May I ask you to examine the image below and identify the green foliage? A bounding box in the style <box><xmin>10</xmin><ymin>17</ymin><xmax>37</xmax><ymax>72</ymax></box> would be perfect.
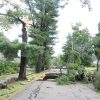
<box><xmin>43</xmin><ymin>53</ymin><xmax>51</xmax><ymax>69</ymax></box>
<box><xmin>27</xmin><ymin>0</ymin><xmax>58</xmax><ymax>71</ymax></box>
<box><xmin>67</xmin><ymin>63</ymin><xmax>80</xmax><ymax>70</ymax></box>
<box><xmin>0</xmin><ymin>0</ymin><xmax>58</xmax><ymax>73</ymax></box>
<box><xmin>0</xmin><ymin>60</ymin><xmax>19</xmax><ymax>75</ymax></box>
<box><xmin>63</xmin><ymin>22</ymin><xmax>93</xmax><ymax>66</ymax></box>
<box><xmin>94</xmin><ymin>22</ymin><xmax>100</xmax><ymax>60</ymax></box>
<box><xmin>0</xmin><ymin>33</ymin><xmax>19</xmax><ymax>60</ymax></box>
<box><xmin>70</xmin><ymin>50</ymin><xmax>81</xmax><ymax>64</ymax></box>
<box><xmin>29</xmin><ymin>28</ymin><xmax>45</xmax><ymax>46</ymax></box>
<box><xmin>56</xmin><ymin>75</ymin><xmax>69</xmax><ymax>85</ymax></box>
<box><xmin>68</xmin><ymin>73</ymin><xmax>76</xmax><ymax>82</ymax></box>
<box><xmin>0</xmin><ymin>1</ymin><xmax>30</xmax><ymax>30</ymax></box>
<box><xmin>0</xmin><ymin>32</ymin><xmax>43</xmax><ymax>62</ymax></box>
<box><xmin>62</xmin><ymin>50</ymin><xmax>81</xmax><ymax>65</ymax></box>
<box><xmin>93</xmin><ymin>22</ymin><xmax>100</xmax><ymax>71</ymax></box>
<box><xmin>56</xmin><ymin>75</ymin><xmax>75</xmax><ymax>85</ymax></box>
<box><xmin>53</xmin><ymin>55</ymin><xmax>63</xmax><ymax>67</ymax></box>
<box><xmin>81</xmin><ymin>52</ymin><xmax>93</xmax><ymax>66</ymax></box>
<box><xmin>3</xmin><ymin>43</ymin><xmax>18</xmax><ymax>60</ymax></box>
<box><xmin>67</xmin><ymin>63</ymin><xmax>85</xmax><ymax>75</ymax></box>
<box><xmin>0</xmin><ymin>33</ymin><xmax>17</xmax><ymax>60</ymax></box>
<box><xmin>0</xmin><ymin>16</ymin><xmax>11</xmax><ymax>30</ymax></box>
<box><xmin>6</xmin><ymin>6</ymin><xmax>29</xmax><ymax>24</ymax></box>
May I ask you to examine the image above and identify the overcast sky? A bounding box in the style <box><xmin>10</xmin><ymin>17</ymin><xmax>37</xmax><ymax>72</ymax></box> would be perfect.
<box><xmin>54</xmin><ymin>0</ymin><xmax>100</xmax><ymax>56</ymax></box>
<box><xmin>3</xmin><ymin>0</ymin><xmax>100</xmax><ymax>56</ymax></box>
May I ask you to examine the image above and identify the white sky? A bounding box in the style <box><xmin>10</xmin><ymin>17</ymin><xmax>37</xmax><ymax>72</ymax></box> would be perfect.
<box><xmin>54</xmin><ymin>0</ymin><xmax>100</xmax><ymax>56</ymax></box>
<box><xmin>2</xmin><ymin>0</ymin><xmax>100</xmax><ymax>56</ymax></box>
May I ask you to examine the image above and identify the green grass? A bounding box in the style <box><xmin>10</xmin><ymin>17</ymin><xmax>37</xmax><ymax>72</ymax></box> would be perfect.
<box><xmin>85</xmin><ymin>67</ymin><xmax>96</xmax><ymax>73</ymax></box>
<box><xmin>0</xmin><ymin>68</ymin><xmax>34</xmax><ymax>80</ymax></box>
<box><xmin>0</xmin><ymin>72</ymin><xmax>42</xmax><ymax>100</ymax></box>
<box><xmin>0</xmin><ymin>74</ymin><xmax>18</xmax><ymax>81</ymax></box>
<box><xmin>0</xmin><ymin>81</ymin><xmax>27</xmax><ymax>100</ymax></box>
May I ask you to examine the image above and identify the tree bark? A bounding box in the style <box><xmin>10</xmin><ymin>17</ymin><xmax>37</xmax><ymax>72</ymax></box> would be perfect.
<box><xmin>97</xmin><ymin>59</ymin><xmax>99</xmax><ymax>71</ymax></box>
<box><xmin>35</xmin><ymin>54</ymin><xmax>42</xmax><ymax>73</ymax></box>
<box><xmin>18</xmin><ymin>20</ymin><xmax>27</xmax><ymax>80</ymax></box>
<box><xmin>41</xmin><ymin>51</ymin><xmax>46</xmax><ymax>71</ymax></box>
<box><xmin>41</xmin><ymin>42</ymin><xmax>47</xmax><ymax>71</ymax></box>
<box><xmin>18</xmin><ymin>56</ymin><xmax>27</xmax><ymax>80</ymax></box>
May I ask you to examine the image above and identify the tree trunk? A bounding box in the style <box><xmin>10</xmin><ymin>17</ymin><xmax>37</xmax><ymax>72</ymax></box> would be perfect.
<box><xmin>41</xmin><ymin>42</ymin><xmax>47</xmax><ymax>71</ymax></box>
<box><xmin>97</xmin><ymin>59</ymin><xmax>99</xmax><ymax>71</ymax></box>
<box><xmin>41</xmin><ymin>51</ymin><xmax>46</xmax><ymax>71</ymax></box>
<box><xmin>18</xmin><ymin>21</ymin><xmax>27</xmax><ymax>80</ymax></box>
<box><xmin>18</xmin><ymin>56</ymin><xmax>27</xmax><ymax>80</ymax></box>
<box><xmin>35</xmin><ymin>54</ymin><xmax>42</xmax><ymax>73</ymax></box>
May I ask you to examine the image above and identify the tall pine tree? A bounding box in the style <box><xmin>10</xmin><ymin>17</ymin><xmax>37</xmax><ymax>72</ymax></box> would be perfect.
<box><xmin>26</xmin><ymin>0</ymin><xmax>58</xmax><ymax>72</ymax></box>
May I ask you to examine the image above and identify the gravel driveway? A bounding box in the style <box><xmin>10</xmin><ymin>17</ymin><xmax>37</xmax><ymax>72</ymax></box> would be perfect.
<box><xmin>12</xmin><ymin>80</ymin><xmax>100</xmax><ymax>100</ymax></box>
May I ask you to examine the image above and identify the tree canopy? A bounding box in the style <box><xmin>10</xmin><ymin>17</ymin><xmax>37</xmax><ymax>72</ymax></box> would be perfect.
<box><xmin>63</xmin><ymin>23</ymin><xmax>93</xmax><ymax>66</ymax></box>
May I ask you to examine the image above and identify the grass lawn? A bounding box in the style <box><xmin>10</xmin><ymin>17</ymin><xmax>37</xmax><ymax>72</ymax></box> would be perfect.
<box><xmin>85</xmin><ymin>67</ymin><xmax>96</xmax><ymax>73</ymax></box>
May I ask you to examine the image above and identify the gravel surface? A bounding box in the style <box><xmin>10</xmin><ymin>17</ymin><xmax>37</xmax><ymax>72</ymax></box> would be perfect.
<box><xmin>12</xmin><ymin>80</ymin><xmax>100</xmax><ymax>100</ymax></box>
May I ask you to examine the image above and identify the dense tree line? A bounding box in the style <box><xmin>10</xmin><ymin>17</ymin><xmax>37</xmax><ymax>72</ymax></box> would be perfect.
<box><xmin>0</xmin><ymin>0</ymin><xmax>58</xmax><ymax>80</ymax></box>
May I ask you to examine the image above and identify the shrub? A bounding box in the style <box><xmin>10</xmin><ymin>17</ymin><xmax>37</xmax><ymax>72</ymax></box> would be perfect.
<box><xmin>0</xmin><ymin>60</ymin><xmax>19</xmax><ymax>75</ymax></box>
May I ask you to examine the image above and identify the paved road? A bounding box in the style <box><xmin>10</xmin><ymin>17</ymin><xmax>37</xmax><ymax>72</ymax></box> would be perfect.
<box><xmin>12</xmin><ymin>80</ymin><xmax>100</xmax><ymax>100</ymax></box>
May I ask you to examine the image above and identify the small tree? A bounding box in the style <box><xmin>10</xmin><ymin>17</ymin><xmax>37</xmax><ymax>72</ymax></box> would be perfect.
<box><xmin>94</xmin><ymin>22</ymin><xmax>100</xmax><ymax>71</ymax></box>
<box><xmin>63</xmin><ymin>22</ymin><xmax>93</xmax><ymax>72</ymax></box>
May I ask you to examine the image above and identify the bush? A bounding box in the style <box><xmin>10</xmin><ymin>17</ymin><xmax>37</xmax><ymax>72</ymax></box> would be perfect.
<box><xmin>0</xmin><ymin>60</ymin><xmax>19</xmax><ymax>75</ymax></box>
<box><xmin>94</xmin><ymin>72</ymin><xmax>100</xmax><ymax>91</ymax></box>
